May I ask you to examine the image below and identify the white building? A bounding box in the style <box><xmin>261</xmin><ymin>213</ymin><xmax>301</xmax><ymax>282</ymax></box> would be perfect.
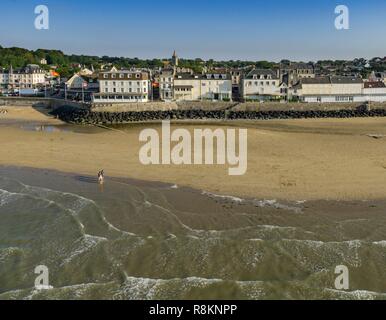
<box><xmin>159</xmin><ymin>68</ymin><xmax>175</xmax><ymax>101</ymax></box>
<box><xmin>363</xmin><ymin>81</ymin><xmax>386</xmax><ymax>102</ymax></box>
<box><xmin>0</xmin><ymin>65</ymin><xmax>46</xmax><ymax>93</ymax></box>
<box><xmin>241</xmin><ymin>69</ymin><xmax>282</xmax><ymax>101</ymax></box>
<box><xmin>66</xmin><ymin>74</ymin><xmax>87</xmax><ymax>90</ymax></box>
<box><xmin>293</xmin><ymin>76</ymin><xmax>386</xmax><ymax>103</ymax></box>
<box><xmin>93</xmin><ymin>67</ymin><xmax>150</xmax><ymax>103</ymax></box>
<box><xmin>173</xmin><ymin>73</ymin><xmax>232</xmax><ymax>101</ymax></box>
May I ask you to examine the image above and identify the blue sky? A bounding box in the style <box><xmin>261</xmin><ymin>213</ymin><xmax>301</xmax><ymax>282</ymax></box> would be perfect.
<box><xmin>1</xmin><ymin>0</ymin><xmax>386</xmax><ymax>61</ymax></box>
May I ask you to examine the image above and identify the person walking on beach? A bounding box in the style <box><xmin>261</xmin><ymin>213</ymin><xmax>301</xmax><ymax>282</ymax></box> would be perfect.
<box><xmin>98</xmin><ymin>170</ymin><xmax>105</xmax><ymax>184</ymax></box>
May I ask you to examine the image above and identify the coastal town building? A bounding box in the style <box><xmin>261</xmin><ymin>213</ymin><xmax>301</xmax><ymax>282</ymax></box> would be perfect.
<box><xmin>66</xmin><ymin>74</ymin><xmax>87</xmax><ymax>90</ymax></box>
<box><xmin>292</xmin><ymin>76</ymin><xmax>386</xmax><ymax>103</ymax></box>
<box><xmin>280</xmin><ymin>62</ymin><xmax>315</xmax><ymax>86</ymax></box>
<box><xmin>159</xmin><ymin>67</ymin><xmax>175</xmax><ymax>101</ymax></box>
<box><xmin>369</xmin><ymin>71</ymin><xmax>386</xmax><ymax>83</ymax></box>
<box><xmin>363</xmin><ymin>81</ymin><xmax>386</xmax><ymax>102</ymax></box>
<box><xmin>230</xmin><ymin>69</ymin><xmax>244</xmax><ymax>100</ymax></box>
<box><xmin>241</xmin><ymin>69</ymin><xmax>282</xmax><ymax>101</ymax></box>
<box><xmin>0</xmin><ymin>64</ymin><xmax>46</xmax><ymax>93</ymax></box>
<box><xmin>173</xmin><ymin>72</ymin><xmax>232</xmax><ymax>101</ymax></box>
<box><xmin>93</xmin><ymin>67</ymin><xmax>150</xmax><ymax>103</ymax></box>
<box><xmin>79</xmin><ymin>67</ymin><xmax>95</xmax><ymax>77</ymax></box>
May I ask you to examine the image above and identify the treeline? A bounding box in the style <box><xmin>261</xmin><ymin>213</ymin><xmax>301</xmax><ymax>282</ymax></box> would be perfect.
<box><xmin>1</xmin><ymin>45</ymin><xmax>384</xmax><ymax>79</ymax></box>
<box><xmin>0</xmin><ymin>45</ymin><xmax>166</xmax><ymax>77</ymax></box>
<box><xmin>0</xmin><ymin>45</ymin><xmax>278</xmax><ymax>78</ymax></box>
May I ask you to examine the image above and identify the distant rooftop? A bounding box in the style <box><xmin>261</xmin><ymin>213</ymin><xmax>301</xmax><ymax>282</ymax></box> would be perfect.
<box><xmin>245</xmin><ymin>69</ymin><xmax>278</xmax><ymax>80</ymax></box>
<box><xmin>301</xmin><ymin>76</ymin><xmax>363</xmax><ymax>85</ymax></box>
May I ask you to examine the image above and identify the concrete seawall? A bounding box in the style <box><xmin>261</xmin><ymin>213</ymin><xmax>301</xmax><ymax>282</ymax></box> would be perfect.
<box><xmin>0</xmin><ymin>97</ymin><xmax>88</xmax><ymax>110</ymax></box>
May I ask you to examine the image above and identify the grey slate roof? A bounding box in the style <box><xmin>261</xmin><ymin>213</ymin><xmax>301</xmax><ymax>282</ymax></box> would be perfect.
<box><xmin>175</xmin><ymin>73</ymin><xmax>230</xmax><ymax>80</ymax></box>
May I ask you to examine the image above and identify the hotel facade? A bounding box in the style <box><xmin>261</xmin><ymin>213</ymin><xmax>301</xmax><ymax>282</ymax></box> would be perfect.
<box><xmin>241</xmin><ymin>69</ymin><xmax>282</xmax><ymax>101</ymax></box>
<box><xmin>0</xmin><ymin>65</ymin><xmax>46</xmax><ymax>93</ymax></box>
<box><xmin>173</xmin><ymin>73</ymin><xmax>232</xmax><ymax>101</ymax></box>
<box><xmin>93</xmin><ymin>67</ymin><xmax>150</xmax><ymax>103</ymax></box>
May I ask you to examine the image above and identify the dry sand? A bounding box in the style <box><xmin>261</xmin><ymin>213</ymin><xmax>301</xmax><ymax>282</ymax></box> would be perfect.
<box><xmin>1</xmin><ymin>105</ymin><xmax>386</xmax><ymax>201</ymax></box>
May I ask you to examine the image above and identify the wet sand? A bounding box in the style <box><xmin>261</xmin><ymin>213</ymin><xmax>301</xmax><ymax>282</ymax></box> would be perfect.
<box><xmin>1</xmin><ymin>106</ymin><xmax>386</xmax><ymax>201</ymax></box>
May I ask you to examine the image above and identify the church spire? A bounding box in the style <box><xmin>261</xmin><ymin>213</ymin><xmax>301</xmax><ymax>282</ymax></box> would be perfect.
<box><xmin>172</xmin><ymin>50</ymin><xmax>179</xmax><ymax>67</ymax></box>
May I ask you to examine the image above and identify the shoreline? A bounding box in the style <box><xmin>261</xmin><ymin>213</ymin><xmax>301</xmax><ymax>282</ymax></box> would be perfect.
<box><xmin>2</xmin><ymin>106</ymin><xmax>386</xmax><ymax>201</ymax></box>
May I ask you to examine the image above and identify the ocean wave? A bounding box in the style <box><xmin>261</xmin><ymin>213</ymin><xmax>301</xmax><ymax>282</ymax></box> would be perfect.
<box><xmin>201</xmin><ymin>190</ymin><xmax>303</xmax><ymax>213</ymax></box>
<box><xmin>253</xmin><ymin>199</ymin><xmax>303</xmax><ymax>214</ymax></box>
<box><xmin>201</xmin><ymin>190</ymin><xmax>244</xmax><ymax>203</ymax></box>
<box><xmin>61</xmin><ymin>235</ymin><xmax>108</xmax><ymax>266</ymax></box>
<box><xmin>324</xmin><ymin>288</ymin><xmax>386</xmax><ymax>300</ymax></box>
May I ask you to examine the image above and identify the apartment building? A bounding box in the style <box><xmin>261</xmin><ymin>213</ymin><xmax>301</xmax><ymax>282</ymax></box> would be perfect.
<box><xmin>292</xmin><ymin>76</ymin><xmax>386</xmax><ymax>102</ymax></box>
<box><xmin>173</xmin><ymin>73</ymin><xmax>232</xmax><ymax>101</ymax></box>
<box><xmin>159</xmin><ymin>68</ymin><xmax>175</xmax><ymax>101</ymax></box>
<box><xmin>0</xmin><ymin>65</ymin><xmax>46</xmax><ymax>92</ymax></box>
<box><xmin>241</xmin><ymin>69</ymin><xmax>282</xmax><ymax>101</ymax></box>
<box><xmin>280</xmin><ymin>62</ymin><xmax>315</xmax><ymax>86</ymax></box>
<box><xmin>93</xmin><ymin>67</ymin><xmax>150</xmax><ymax>103</ymax></box>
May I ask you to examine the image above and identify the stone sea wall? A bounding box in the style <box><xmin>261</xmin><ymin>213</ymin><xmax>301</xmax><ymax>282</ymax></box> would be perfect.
<box><xmin>51</xmin><ymin>104</ymin><xmax>386</xmax><ymax>125</ymax></box>
<box><xmin>90</xmin><ymin>101</ymin><xmax>238</xmax><ymax>112</ymax></box>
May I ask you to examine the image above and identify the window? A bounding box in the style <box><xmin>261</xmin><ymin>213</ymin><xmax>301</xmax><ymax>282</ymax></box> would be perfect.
<box><xmin>112</xmin><ymin>74</ymin><xmax>116</xmax><ymax>79</ymax></box>
<box><xmin>103</xmin><ymin>74</ymin><xmax>108</xmax><ymax>79</ymax></box>
<box><xmin>119</xmin><ymin>74</ymin><xmax>124</xmax><ymax>78</ymax></box>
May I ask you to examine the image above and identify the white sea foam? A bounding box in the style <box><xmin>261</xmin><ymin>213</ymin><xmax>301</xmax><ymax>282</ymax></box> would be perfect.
<box><xmin>201</xmin><ymin>191</ymin><xmax>244</xmax><ymax>203</ymax></box>
<box><xmin>0</xmin><ymin>189</ymin><xmax>23</xmax><ymax>207</ymax></box>
<box><xmin>253</xmin><ymin>199</ymin><xmax>303</xmax><ymax>213</ymax></box>
<box><xmin>324</xmin><ymin>288</ymin><xmax>386</xmax><ymax>300</ymax></box>
<box><xmin>115</xmin><ymin>275</ymin><xmax>224</xmax><ymax>300</ymax></box>
<box><xmin>62</xmin><ymin>235</ymin><xmax>108</xmax><ymax>266</ymax></box>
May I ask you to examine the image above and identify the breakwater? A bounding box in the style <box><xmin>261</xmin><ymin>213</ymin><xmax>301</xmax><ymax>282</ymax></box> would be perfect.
<box><xmin>51</xmin><ymin>105</ymin><xmax>386</xmax><ymax>125</ymax></box>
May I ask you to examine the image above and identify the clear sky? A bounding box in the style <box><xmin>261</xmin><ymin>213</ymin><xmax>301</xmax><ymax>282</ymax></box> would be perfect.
<box><xmin>1</xmin><ymin>0</ymin><xmax>386</xmax><ymax>61</ymax></box>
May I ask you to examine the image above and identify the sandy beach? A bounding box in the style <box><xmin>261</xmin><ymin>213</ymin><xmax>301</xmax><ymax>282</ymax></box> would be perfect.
<box><xmin>3</xmin><ymin>106</ymin><xmax>386</xmax><ymax>300</ymax></box>
<box><xmin>1</xmin><ymin>105</ymin><xmax>386</xmax><ymax>201</ymax></box>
